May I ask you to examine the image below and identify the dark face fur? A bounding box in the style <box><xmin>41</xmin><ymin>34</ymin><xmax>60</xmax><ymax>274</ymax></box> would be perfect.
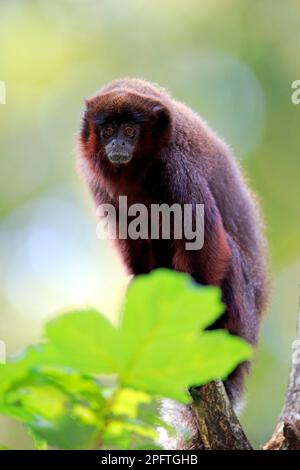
<box><xmin>97</xmin><ymin>119</ymin><xmax>140</xmax><ymax>164</ymax></box>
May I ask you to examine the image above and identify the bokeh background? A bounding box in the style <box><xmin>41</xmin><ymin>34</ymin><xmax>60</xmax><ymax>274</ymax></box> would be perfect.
<box><xmin>1</xmin><ymin>0</ymin><xmax>300</xmax><ymax>449</ymax></box>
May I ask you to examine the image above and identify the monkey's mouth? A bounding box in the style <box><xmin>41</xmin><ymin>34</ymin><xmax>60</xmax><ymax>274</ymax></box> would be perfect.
<box><xmin>108</xmin><ymin>154</ymin><xmax>132</xmax><ymax>164</ymax></box>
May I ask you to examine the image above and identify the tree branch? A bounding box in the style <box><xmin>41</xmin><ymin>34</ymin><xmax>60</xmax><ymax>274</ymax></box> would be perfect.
<box><xmin>263</xmin><ymin>294</ymin><xmax>300</xmax><ymax>450</ymax></box>
<box><xmin>190</xmin><ymin>381</ymin><xmax>252</xmax><ymax>449</ymax></box>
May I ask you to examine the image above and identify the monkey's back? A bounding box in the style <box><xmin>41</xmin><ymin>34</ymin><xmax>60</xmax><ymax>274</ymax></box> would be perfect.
<box><xmin>172</xmin><ymin>98</ymin><xmax>268</xmax><ymax>316</ymax></box>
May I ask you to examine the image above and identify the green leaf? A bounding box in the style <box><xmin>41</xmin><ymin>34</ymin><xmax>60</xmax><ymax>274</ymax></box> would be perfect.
<box><xmin>110</xmin><ymin>388</ymin><xmax>151</xmax><ymax>419</ymax></box>
<box><xmin>28</xmin><ymin>414</ymin><xmax>100</xmax><ymax>450</ymax></box>
<box><xmin>121</xmin><ymin>269</ymin><xmax>224</xmax><ymax>340</ymax></box>
<box><xmin>43</xmin><ymin>309</ymin><xmax>120</xmax><ymax>375</ymax></box>
<box><xmin>117</xmin><ymin>270</ymin><xmax>224</xmax><ymax>386</ymax></box>
<box><xmin>35</xmin><ymin>269</ymin><xmax>251</xmax><ymax>402</ymax></box>
<box><xmin>123</xmin><ymin>330</ymin><xmax>251</xmax><ymax>402</ymax></box>
<box><xmin>0</xmin><ymin>347</ymin><xmax>40</xmax><ymax>393</ymax></box>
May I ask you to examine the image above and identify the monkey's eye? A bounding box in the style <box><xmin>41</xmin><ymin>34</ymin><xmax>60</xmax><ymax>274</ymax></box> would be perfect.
<box><xmin>103</xmin><ymin>126</ymin><xmax>114</xmax><ymax>138</ymax></box>
<box><xmin>123</xmin><ymin>126</ymin><xmax>136</xmax><ymax>138</ymax></box>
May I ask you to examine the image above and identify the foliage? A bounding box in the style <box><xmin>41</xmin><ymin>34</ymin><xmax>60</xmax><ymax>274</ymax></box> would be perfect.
<box><xmin>0</xmin><ymin>270</ymin><xmax>251</xmax><ymax>449</ymax></box>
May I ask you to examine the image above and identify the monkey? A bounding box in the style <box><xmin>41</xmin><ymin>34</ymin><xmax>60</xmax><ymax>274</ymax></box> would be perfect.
<box><xmin>77</xmin><ymin>78</ymin><xmax>269</xmax><ymax>449</ymax></box>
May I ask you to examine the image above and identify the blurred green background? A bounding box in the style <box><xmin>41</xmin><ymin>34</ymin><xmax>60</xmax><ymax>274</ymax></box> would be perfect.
<box><xmin>0</xmin><ymin>0</ymin><xmax>300</xmax><ymax>449</ymax></box>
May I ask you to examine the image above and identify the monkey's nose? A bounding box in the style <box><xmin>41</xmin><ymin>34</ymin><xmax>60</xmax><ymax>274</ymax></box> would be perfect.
<box><xmin>111</xmin><ymin>141</ymin><xmax>126</xmax><ymax>147</ymax></box>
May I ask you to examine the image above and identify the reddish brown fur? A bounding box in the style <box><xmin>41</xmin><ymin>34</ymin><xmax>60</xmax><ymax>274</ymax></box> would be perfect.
<box><xmin>78</xmin><ymin>78</ymin><xmax>269</xmax><ymax>407</ymax></box>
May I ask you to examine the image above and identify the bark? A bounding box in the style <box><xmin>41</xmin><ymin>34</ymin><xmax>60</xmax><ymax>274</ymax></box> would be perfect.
<box><xmin>190</xmin><ymin>381</ymin><xmax>252</xmax><ymax>449</ymax></box>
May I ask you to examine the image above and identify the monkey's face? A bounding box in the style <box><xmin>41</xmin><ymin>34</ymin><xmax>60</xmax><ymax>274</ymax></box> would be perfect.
<box><xmin>79</xmin><ymin>90</ymin><xmax>172</xmax><ymax>179</ymax></box>
<box><xmin>99</xmin><ymin>120</ymin><xmax>141</xmax><ymax>164</ymax></box>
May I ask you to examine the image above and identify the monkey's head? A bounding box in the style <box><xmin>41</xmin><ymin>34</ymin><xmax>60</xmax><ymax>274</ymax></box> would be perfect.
<box><xmin>79</xmin><ymin>89</ymin><xmax>173</xmax><ymax>182</ymax></box>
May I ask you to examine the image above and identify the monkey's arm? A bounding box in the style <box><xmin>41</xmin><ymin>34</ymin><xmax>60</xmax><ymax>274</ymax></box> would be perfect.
<box><xmin>87</xmin><ymin>181</ymin><xmax>155</xmax><ymax>275</ymax></box>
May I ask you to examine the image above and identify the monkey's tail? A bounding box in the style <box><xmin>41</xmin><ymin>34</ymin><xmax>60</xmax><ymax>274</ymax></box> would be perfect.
<box><xmin>157</xmin><ymin>399</ymin><xmax>204</xmax><ymax>450</ymax></box>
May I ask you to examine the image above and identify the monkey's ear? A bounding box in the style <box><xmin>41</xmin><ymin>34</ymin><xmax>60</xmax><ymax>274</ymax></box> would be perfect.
<box><xmin>84</xmin><ymin>98</ymin><xmax>92</xmax><ymax>109</ymax></box>
<box><xmin>81</xmin><ymin>102</ymin><xmax>91</xmax><ymax>142</ymax></box>
<box><xmin>151</xmin><ymin>103</ymin><xmax>171</xmax><ymax>134</ymax></box>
